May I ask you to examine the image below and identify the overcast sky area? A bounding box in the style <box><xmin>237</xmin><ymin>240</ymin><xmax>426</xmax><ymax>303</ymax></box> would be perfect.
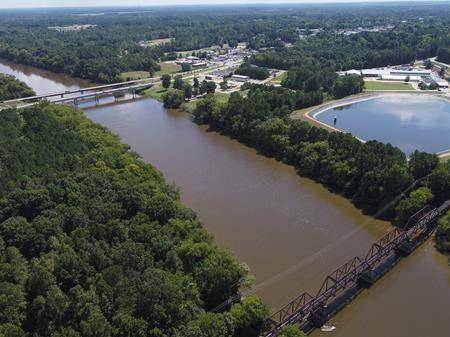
<box><xmin>1</xmin><ymin>0</ymin><xmax>446</xmax><ymax>9</ymax></box>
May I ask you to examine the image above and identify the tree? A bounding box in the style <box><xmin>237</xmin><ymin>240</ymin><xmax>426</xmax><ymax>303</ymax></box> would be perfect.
<box><xmin>181</xmin><ymin>62</ymin><xmax>192</xmax><ymax>72</ymax></box>
<box><xmin>279</xmin><ymin>325</ymin><xmax>307</xmax><ymax>337</ymax></box>
<box><xmin>163</xmin><ymin>90</ymin><xmax>185</xmax><ymax>108</ymax></box>
<box><xmin>185</xmin><ymin>312</ymin><xmax>234</xmax><ymax>337</ymax></box>
<box><xmin>0</xmin><ymin>74</ymin><xmax>35</xmax><ymax>101</ymax></box>
<box><xmin>193</xmin><ymin>77</ymin><xmax>200</xmax><ymax>88</ymax></box>
<box><xmin>184</xmin><ymin>84</ymin><xmax>193</xmax><ymax>100</ymax></box>
<box><xmin>409</xmin><ymin>150</ymin><xmax>439</xmax><ymax>179</ymax></box>
<box><xmin>235</xmin><ymin>63</ymin><xmax>270</xmax><ymax>80</ymax></box>
<box><xmin>200</xmin><ymin>81</ymin><xmax>217</xmax><ymax>95</ymax></box>
<box><xmin>424</xmin><ymin>59</ymin><xmax>432</xmax><ymax>69</ymax></box>
<box><xmin>230</xmin><ymin>296</ymin><xmax>268</xmax><ymax>337</ymax></box>
<box><xmin>0</xmin><ymin>103</ymin><xmax>253</xmax><ymax>337</ymax></box>
<box><xmin>173</xmin><ymin>76</ymin><xmax>185</xmax><ymax>90</ymax></box>
<box><xmin>395</xmin><ymin>187</ymin><xmax>433</xmax><ymax>224</ymax></box>
<box><xmin>0</xmin><ymin>324</ymin><xmax>26</xmax><ymax>337</ymax></box>
<box><xmin>436</xmin><ymin>210</ymin><xmax>450</xmax><ymax>252</ymax></box>
<box><xmin>331</xmin><ymin>75</ymin><xmax>364</xmax><ymax>99</ymax></box>
<box><xmin>161</xmin><ymin>74</ymin><xmax>171</xmax><ymax>89</ymax></box>
<box><xmin>220</xmin><ymin>80</ymin><xmax>229</xmax><ymax>90</ymax></box>
<box><xmin>112</xmin><ymin>312</ymin><xmax>147</xmax><ymax>337</ymax></box>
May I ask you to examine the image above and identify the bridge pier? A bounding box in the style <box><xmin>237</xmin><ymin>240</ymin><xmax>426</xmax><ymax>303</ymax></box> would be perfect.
<box><xmin>357</xmin><ymin>268</ymin><xmax>376</xmax><ymax>287</ymax></box>
<box><xmin>308</xmin><ymin>306</ymin><xmax>328</xmax><ymax>328</ymax></box>
<box><xmin>395</xmin><ymin>241</ymin><xmax>414</xmax><ymax>256</ymax></box>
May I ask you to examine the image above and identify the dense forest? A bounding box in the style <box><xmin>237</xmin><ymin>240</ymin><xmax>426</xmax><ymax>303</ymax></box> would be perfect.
<box><xmin>193</xmin><ymin>88</ymin><xmax>450</xmax><ymax>223</ymax></box>
<box><xmin>0</xmin><ymin>74</ymin><xmax>35</xmax><ymax>101</ymax></box>
<box><xmin>0</xmin><ymin>3</ymin><xmax>449</xmax><ymax>82</ymax></box>
<box><xmin>0</xmin><ymin>103</ymin><xmax>270</xmax><ymax>337</ymax></box>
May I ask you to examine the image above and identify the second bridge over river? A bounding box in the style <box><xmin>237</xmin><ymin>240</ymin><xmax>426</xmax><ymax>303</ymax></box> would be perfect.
<box><xmin>261</xmin><ymin>199</ymin><xmax>450</xmax><ymax>337</ymax></box>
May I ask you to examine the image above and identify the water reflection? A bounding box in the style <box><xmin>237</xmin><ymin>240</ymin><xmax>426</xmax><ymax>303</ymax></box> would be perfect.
<box><xmin>316</xmin><ymin>95</ymin><xmax>450</xmax><ymax>154</ymax></box>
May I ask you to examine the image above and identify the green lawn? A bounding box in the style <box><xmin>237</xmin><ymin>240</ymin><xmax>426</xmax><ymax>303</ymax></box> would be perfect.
<box><xmin>120</xmin><ymin>71</ymin><xmax>149</xmax><ymax>81</ymax></box>
<box><xmin>120</xmin><ymin>62</ymin><xmax>181</xmax><ymax>80</ymax></box>
<box><xmin>143</xmin><ymin>87</ymin><xmax>168</xmax><ymax>101</ymax></box>
<box><xmin>154</xmin><ymin>62</ymin><xmax>181</xmax><ymax>77</ymax></box>
<box><xmin>183</xmin><ymin>92</ymin><xmax>230</xmax><ymax>113</ymax></box>
<box><xmin>364</xmin><ymin>81</ymin><xmax>414</xmax><ymax>91</ymax></box>
<box><xmin>270</xmin><ymin>72</ymin><xmax>286</xmax><ymax>83</ymax></box>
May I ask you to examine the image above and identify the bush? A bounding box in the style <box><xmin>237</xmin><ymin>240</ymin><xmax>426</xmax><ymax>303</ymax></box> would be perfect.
<box><xmin>163</xmin><ymin>89</ymin><xmax>184</xmax><ymax>108</ymax></box>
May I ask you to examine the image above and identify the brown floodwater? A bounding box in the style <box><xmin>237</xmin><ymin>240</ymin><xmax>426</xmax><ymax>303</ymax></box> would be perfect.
<box><xmin>2</xmin><ymin>59</ymin><xmax>449</xmax><ymax>337</ymax></box>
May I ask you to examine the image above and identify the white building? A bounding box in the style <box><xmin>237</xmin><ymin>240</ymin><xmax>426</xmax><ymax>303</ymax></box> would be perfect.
<box><xmin>380</xmin><ymin>74</ymin><xmax>422</xmax><ymax>82</ymax></box>
<box><xmin>231</xmin><ymin>74</ymin><xmax>250</xmax><ymax>82</ymax></box>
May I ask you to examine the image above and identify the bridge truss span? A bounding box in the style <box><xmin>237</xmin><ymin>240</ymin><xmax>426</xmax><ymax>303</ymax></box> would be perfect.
<box><xmin>262</xmin><ymin>200</ymin><xmax>450</xmax><ymax>337</ymax></box>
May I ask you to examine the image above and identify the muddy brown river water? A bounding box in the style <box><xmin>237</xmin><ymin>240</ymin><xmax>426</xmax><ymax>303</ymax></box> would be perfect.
<box><xmin>3</xmin><ymin>59</ymin><xmax>449</xmax><ymax>337</ymax></box>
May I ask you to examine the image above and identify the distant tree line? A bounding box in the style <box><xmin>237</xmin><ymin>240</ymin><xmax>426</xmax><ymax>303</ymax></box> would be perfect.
<box><xmin>0</xmin><ymin>4</ymin><xmax>448</xmax><ymax>83</ymax></box>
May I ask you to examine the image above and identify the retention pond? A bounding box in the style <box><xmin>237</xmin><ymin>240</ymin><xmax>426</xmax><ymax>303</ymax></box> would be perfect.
<box><xmin>314</xmin><ymin>94</ymin><xmax>450</xmax><ymax>155</ymax></box>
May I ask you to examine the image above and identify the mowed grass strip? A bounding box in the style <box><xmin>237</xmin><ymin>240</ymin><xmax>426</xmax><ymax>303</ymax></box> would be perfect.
<box><xmin>364</xmin><ymin>80</ymin><xmax>414</xmax><ymax>91</ymax></box>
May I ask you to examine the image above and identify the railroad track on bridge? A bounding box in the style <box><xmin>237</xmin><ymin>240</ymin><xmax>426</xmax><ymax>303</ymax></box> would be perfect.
<box><xmin>262</xmin><ymin>200</ymin><xmax>450</xmax><ymax>337</ymax></box>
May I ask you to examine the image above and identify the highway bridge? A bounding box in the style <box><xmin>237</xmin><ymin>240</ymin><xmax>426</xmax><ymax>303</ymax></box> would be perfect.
<box><xmin>261</xmin><ymin>199</ymin><xmax>450</xmax><ymax>337</ymax></box>
<box><xmin>2</xmin><ymin>78</ymin><xmax>158</xmax><ymax>108</ymax></box>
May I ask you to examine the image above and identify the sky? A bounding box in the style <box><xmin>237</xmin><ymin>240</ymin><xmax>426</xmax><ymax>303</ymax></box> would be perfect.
<box><xmin>0</xmin><ymin>0</ymin><xmax>445</xmax><ymax>9</ymax></box>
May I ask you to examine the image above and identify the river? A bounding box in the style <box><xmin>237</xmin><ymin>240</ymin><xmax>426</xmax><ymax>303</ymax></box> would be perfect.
<box><xmin>3</xmin><ymin>59</ymin><xmax>450</xmax><ymax>337</ymax></box>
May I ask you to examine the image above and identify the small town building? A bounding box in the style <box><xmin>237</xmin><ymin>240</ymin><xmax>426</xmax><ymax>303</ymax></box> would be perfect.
<box><xmin>231</xmin><ymin>74</ymin><xmax>250</xmax><ymax>82</ymax></box>
<box><xmin>380</xmin><ymin>74</ymin><xmax>421</xmax><ymax>82</ymax></box>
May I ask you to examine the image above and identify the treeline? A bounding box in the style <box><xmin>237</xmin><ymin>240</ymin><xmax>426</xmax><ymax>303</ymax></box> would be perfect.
<box><xmin>251</xmin><ymin>18</ymin><xmax>450</xmax><ymax>72</ymax></box>
<box><xmin>235</xmin><ymin>63</ymin><xmax>270</xmax><ymax>80</ymax></box>
<box><xmin>0</xmin><ymin>73</ymin><xmax>35</xmax><ymax>101</ymax></box>
<box><xmin>0</xmin><ymin>103</ymin><xmax>269</xmax><ymax>337</ymax></box>
<box><xmin>1</xmin><ymin>4</ymin><xmax>449</xmax><ymax>83</ymax></box>
<box><xmin>279</xmin><ymin>62</ymin><xmax>365</xmax><ymax>98</ymax></box>
<box><xmin>193</xmin><ymin>87</ymin><xmax>450</xmax><ymax>222</ymax></box>
<box><xmin>0</xmin><ymin>34</ymin><xmax>161</xmax><ymax>83</ymax></box>
<box><xmin>437</xmin><ymin>47</ymin><xmax>450</xmax><ymax>64</ymax></box>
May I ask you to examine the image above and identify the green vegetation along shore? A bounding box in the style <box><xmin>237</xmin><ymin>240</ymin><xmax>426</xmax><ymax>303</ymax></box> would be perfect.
<box><xmin>193</xmin><ymin>87</ymin><xmax>450</xmax><ymax>228</ymax></box>
<box><xmin>0</xmin><ymin>73</ymin><xmax>35</xmax><ymax>101</ymax></box>
<box><xmin>0</xmin><ymin>103</ymin><xmax>270</xmax><ymax>337</ymax></box>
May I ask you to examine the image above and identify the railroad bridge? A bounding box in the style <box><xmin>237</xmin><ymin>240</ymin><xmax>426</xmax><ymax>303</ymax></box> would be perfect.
<box><xmin>262</xmin><ymin>199</ymin><xmax>450</xmax><ymax>337</ymax></box>
<box><xmin>1</xmin><ymin>78</ymin><xmax>158</xmax><ymax>109</ymax></box>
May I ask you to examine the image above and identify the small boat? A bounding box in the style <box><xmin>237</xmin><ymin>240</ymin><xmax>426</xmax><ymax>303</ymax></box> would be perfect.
<box><xmin>320</xmin><ymin>325</ymin><xmax>336</xmax><ymax>332</ymax></box>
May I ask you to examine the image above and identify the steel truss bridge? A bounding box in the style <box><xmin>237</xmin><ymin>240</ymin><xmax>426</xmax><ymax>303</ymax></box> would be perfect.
<box><xmin>262</xmin><ymin>200</ymin><xmax>450</xmax><ymax>337</ymax></box>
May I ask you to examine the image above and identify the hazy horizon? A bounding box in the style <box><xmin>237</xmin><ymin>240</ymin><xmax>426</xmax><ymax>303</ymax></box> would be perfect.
<box><xmin>2</xmin><ymin>0</ymin><xmax>449</xmax><ymax>10</ymax></box>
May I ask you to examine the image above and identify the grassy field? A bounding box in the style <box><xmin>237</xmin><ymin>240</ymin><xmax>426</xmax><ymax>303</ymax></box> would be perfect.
<box><xmin>146</xmin><ymin>38</ymin><xmax>172</xmax><ymax>46</ymax></box>
<box><xmin>120</xmin><ymin>62</ymin><xmax>181</xmax><ymax>80</ymax></box>
<box><xmin>270</xmin><ymin>72</ymin><xmax>286</xmax><ymax>83</ymax></box>
<box><xmin>154</xmin><ymin>62</ymin><xmax>181</xmax><ymax>77</ymax></box>
<box><xmin>143</xmin><ymin>87</ymin><xmax>167</xmax><ymax>101</ymax></box>
<box><xmin>364</xmin><ymin>80</ymin><xmax>414</xmax><ymax>91</ymax></box>
<box><xmin>183</xmin><ymin>92</ymin><xmax>230</xmax><ymax>113</ymax></box>
<box><xmin>120</xmin><ymin>71</ymin><xmax>149</xmax><ymax>81</ymax></box>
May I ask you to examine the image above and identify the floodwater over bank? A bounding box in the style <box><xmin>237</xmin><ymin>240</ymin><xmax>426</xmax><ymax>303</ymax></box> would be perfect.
<box><xmin>2</xmin><ymin>59</ymin><xmax>450</xmax><ymax>337</ymax></box>
<box><xmin>315</xmin><ymin>94</ymin><xmax>450</xmax><ymax>155</ymax></box>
